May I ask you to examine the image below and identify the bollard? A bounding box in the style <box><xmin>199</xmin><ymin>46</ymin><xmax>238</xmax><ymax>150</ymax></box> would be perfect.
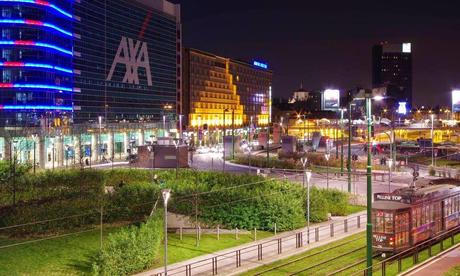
<box><xmin>358</xmin><ymin>215</ymin><xmax>361</xmax><ymax>228</ymax></box>
<box><xmin>254</xmin><ymin>228</ymin><xmax>257</xmax><ymax>241</ymax></box>
<box><xmin>180</xmin><ymin>227</ymin><xmax>183</xmax><ymax>240</ymax></box>
<box><xmin>217</xmin><ymin>225</ymin><xmax>220</xmax><ymax>240</ymax></box>
<box><xmin>315</xmin><ymin>228</ymin><xmax>319</xmax><ymax>242</ymax></box>
<box><xmin>330</xmin><ymin>223</ymin><xmax>334</xmax><ymax>237</ymax></box>
<box><xmin>236</xmin><ymin>228</ymin><xmax>239</xmax><ymax>240</ymax></box>
<box><xmin>344</xmin><ymin>219</ymin><xmax>348</xmax><ymax>232</ymax></box>
<box><xmin>274</xmin><ymin>223</ymin><xmax>277</xmax><ymax>235</ymax></box>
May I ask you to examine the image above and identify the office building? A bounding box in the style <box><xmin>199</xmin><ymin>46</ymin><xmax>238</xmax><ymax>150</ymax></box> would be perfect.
<box><xmin>372</xmin><ymin>42</ymin><xmax>412</xmax><ymax>106</ymax></box>
<box><xmin>0</xmin><ymin>0</ymin><xmax>181</xmax><ymax>126</ymax></box>
<box><xmin>182</xmin><ymin>48</ymin><xmax>272</xmax><ymax>129</ymax></box>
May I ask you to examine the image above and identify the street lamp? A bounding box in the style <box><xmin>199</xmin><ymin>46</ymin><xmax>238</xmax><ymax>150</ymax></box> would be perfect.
<box><xmin>98</xmin><ymin>115</ymin><xmax>103</xmax><ymax>162</ymax></box>
<box><xmin>162</xmin><ymin>189</ymin><xmax>171</xmax><ymax>276</ymax></box>
<box><xmin>347</xmin><ymin>89</ymin><xmax>382</xmax><ymax>275</ymax></box>
<box><xmin>387</xmin><ymin>158</ymin><xmax>393</xmax><ymax>192</ymax></box>
<box><xmin>31</xmin><ymin>134</ymin><xmax>38</xmax><ymax>174</ymax></box>
<box><xmin>173</xmin><ymin>138</ymin><xmax>179</xmax><ymax>177</ymax></box>
<box><xmin>163</xmin><ymin>115</ymin><xmax>167</xmax><ymax>137</ymax></box>
<box><xmin>340</xmin><ymin>108</ymin><xmax>346</xmax><ymax>176</ymax></box>
<box><xmin>50</xmin><ymin>137</ymin><xmax>55</xmax><ymax>170</ymax></box>
<box><xmin>324</xmin><ymin>153</ymin><xmax>330</xmax><ymax>189</ymax></box>
<box><xmin>431</xmin><ymin>114</ymin><xmax>435</xmax><ymax>167</ymax></box>
<box><xmin>306</xmin><ymin>170</ymin><xmax>312</xmax><ymax>243</ymax></box>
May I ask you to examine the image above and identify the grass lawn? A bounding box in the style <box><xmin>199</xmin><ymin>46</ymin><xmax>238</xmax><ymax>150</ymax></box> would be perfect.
<box><xmin>241</xmin><ymin>232</ymin><xmax>460</xmax><ymax>276</ymax></box>
<box><xmin>445</xmin><ymin>264</ymin><xmax>460</xmax><ymax>276</ymax></box>
<box><xmin>0</xmin><ymin>227</ymin><xmax>272</xmax><ymax>275</ymax></box>
<box><xmin>346</xmin><ymin>205</ymin><xmax>366</xmax><ymax>215</ymax></box>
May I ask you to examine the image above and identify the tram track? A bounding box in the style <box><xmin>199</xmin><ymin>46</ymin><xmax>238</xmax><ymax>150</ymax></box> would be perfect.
<box><xmin>252</xmin><ymin>235</ymin><xmax>365</xmax><ymax>275</ymax></box>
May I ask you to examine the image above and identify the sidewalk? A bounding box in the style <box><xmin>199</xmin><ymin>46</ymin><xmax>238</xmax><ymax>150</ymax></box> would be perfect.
<box><xmin>404</xmin><ymin>243</ymin><xmax>460</xmax><ymax>276</ymax></box>
<box><xmin>136</xmin><ymin>211</ymin><xmax>367</xmax><ymax>276</ymax></box>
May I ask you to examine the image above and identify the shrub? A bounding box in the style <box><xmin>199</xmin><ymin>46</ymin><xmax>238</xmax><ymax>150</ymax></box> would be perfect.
<box><xmin>167</xmin><ymin>171</ymin><xmax>307</xmax><ymax>231</ymax></box>
<box><xmin>92</xmin><ymin>211</ymin><xmax>163</xmax><ymax>276</ymax></box>
<box><xmin>319</xmin><ymin>189</ymin><xmax>349</xmax><ymax>216</ymax></box>
<box><xmin>308</xmin><ymin>187</ymin><xmax>329</xmax><ymax>222</ymax></box>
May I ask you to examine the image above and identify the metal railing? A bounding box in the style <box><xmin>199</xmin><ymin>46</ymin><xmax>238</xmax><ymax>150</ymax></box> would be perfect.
<box><xmin>328</xmin><ymin>224</ymin><xmax>460</xmax><ymax>276</ymax></box>
<box><xmin>152</xmin><ymin>214</ymin><xmax>366</xmax><ymax>276</ymax></box>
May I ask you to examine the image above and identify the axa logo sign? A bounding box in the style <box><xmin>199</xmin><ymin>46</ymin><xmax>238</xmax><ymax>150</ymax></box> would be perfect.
<box><xmin>107</xmin><ymin>36</ymin><xmax>152</xmax><ymax>86</ymax></box>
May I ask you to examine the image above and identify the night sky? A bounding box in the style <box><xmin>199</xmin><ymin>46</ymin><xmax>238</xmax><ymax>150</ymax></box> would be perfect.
<box><xmin>171</xmin><ymin>0</ymin><xmax>460</xmax><ymax>106</ymax></box>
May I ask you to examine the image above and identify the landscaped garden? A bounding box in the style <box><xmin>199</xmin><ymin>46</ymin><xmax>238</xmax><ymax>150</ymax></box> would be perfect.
<box><xmin>0</xmin><ymin>164</ymin><xmax>360</xmax><ymax>275</ymax></box>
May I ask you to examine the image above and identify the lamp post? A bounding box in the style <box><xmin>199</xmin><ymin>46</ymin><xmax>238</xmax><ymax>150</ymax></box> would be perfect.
<box><xmin>50</xmin><ymin>137</ymin><xmax>55</xmax><ymax>170</ymax></box>
<box><xmin>387</xmin><ymin>158</ymin><xmax>393</xmax><ymax>192</ymax></box>
<box><xmin>179</xmin><ymin>114</ymin><xmax>183</xmax><ymax>144</ymax></box>
<box><xmin>365</xmin><ymin>91</ymin><xmax>375</xmax><ymax>276</ymax></box>
<box><xmin>431</xmin><ymin>114</ymin><xmax>435</xmax><ymax>167</ymax></box>
<box><xmin>248</xmin><ymin>146</ymin><xmax>252</xmax><ymax>173</ymax></box>
<box><xmin>347</xmin><ymin>103</ymin><xmax>353</xmax><ymax>193</ymax></box>
<box><xmin>301</xmin><ymin>157</ymin><xmax>310</xmax><ymax>243</ymax></box>
<box><xmin>173</xmin><ymin>138</ymin><xmax>179</xmax><ymax>177</ymax></box>
<box><xmin>65</xmin><ymin>145</ymin><xmax>69</xmax><ymax>169</ymax></box>
<box><xmin>163</xmin><ymin>115</ymin><xmax>166</xmax><ymax>137</ymax></box>
<box><xmin>98</xmin><ymin>115</ymin><xmax>103</xmax><ymax>162</ymax></box>
<box><xmin>223</xmin><ymin>109</ymin><xmax>227</xmax><ymax>172</ymax></box>
<box><xmin>324</xmin><ymin>153</ymin><xmax>330</xmax><ymax>189</ymax></box>
<box><xmin>162</xmin><ymin>189</ymin><xmax>171</xmax><ymax>276</ymax></box>
<box><xmin>31</xmin><ymin>134</ymin><xmax>37</xmax><ymax>174</ymax></box>
<box><xmin>340</xmin><ymin>109</ymin><xmax>345</xmax><ymax>176</ymax></box>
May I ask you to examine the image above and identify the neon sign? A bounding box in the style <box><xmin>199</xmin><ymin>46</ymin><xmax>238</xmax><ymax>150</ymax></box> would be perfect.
<box><xmin>253</xmin><ymin>61</ymin><xmax>268</xmax><ymax>69</ymax></box>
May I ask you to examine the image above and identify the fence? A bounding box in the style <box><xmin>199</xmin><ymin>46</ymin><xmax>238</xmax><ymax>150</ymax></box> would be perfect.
<box><xmin>152</xmin><ymin>214</ymin><xmax>367</xmax><ymax>276</ymax></box>
<box><xmin>328</xmin><ymin>224</ymin><xmax>460</xmax><ymax>276</ymax></box>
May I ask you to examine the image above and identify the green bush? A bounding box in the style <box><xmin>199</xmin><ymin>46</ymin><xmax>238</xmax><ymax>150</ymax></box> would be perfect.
<box><xmin>319</xmin><ymin>189</ymin><xmax>349</xmax><ymax>216</ymax></box>
<box><xmin>309</xmin><ymin>187</ymin><xmax>329</xmax><ymax>222</ymax></box>
<box><xmin>92</xmin><ymin>211</ymin><xmax>163</xmax><ymax>276</ymax></box>
<box><xmin>166</xmin><ymin>171</ymin><xmax>307</xmax><ymax>231</ymax></box>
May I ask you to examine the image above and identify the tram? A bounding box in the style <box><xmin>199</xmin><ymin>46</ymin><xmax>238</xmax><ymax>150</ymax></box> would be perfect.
<box><xmin>372</xmin><ymin>178</ymin><xmax>460</xmax><ymax>253</ymax></box>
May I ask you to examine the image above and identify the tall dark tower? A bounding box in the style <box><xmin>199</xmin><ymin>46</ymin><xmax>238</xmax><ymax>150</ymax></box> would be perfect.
<box><xmin>372</xmin><ymin>42</ymin><xmax>412</xmax><ymax>106</ymax></box>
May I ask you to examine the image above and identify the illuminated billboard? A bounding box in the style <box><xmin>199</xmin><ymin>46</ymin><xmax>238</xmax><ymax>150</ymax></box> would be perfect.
<box><xmin>397</xmin><ymin>102</ymin><xmax>407</xmax><ymax>115</ymax></box>
<box><xmin>452</xmin><ymin>90</ymin><xmax>460</xmax><ymax>112</ymax></box>
<box><xmin>322</xmin><ymin>89</ymin><xmax>340</xmax><ymax>110</ymax></box>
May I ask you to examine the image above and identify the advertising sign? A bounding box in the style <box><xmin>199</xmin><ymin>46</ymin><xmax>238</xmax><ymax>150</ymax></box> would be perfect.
<box><xmin>322</xmin><ymin>89</ymin><xmax>340</xmax><ymax>110</ymax></box>
<box><xmin>452</xmin><ymin>90</ymin><xmax>460</xmax><ymax>112</ymax></box>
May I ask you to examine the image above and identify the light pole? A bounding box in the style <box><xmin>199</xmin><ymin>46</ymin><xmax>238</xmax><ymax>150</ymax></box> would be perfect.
<box><xmin>162</xmin><ymin>189</ymin><xmax>171</xmax><ymax>276</ymax></box>
<box><xmin>306</xmin><ymin>170</ymin><xmax>312</xmax><ymax>243</ymax></box>
<box><xmin>163</xmin><ymin>115</ymin><xmax>167</xmax><ymax>137</ymax></box>
<box><xmin>301</xmin><ymin>157</ymin><xmax>310</xmax><ymax>243</ymax></box>
<box><xmin>223</xmin><ymin>109</ymin><xmax>227</xmax><ymax>172</ymax></box>
<box><xmin>347</xmin><ymin>103</ymin><xmax>353</xmax><ymax>192</ymax></box>
<box><xmin>248</xmin><ymin>146</ymin><xmax>252</xmax><ymax>173</ymax></box>
<box><xmin>31</xmin><ymin>134</ymin><xmax>37</xmax><ymax>174</ymax></box>
<box><xmin>365</xmin><ymin>91</ymin><xmax>376</xmax><ymax>276</ymax></box>
<box><xmin>340</xmin><ymin>109</ymin><xmax>345</xmax><ymax>176</ymax></box>
<box><xmin>98</xmin><ymin>115</ymin><xmax>103</xmax><ymax>162</ymax></box>
<box><xmin>65</xmin><ymin>145</ymin><xmax>69</xmax><ymax>169</ymax></box>
<box><xmin>431</xmin><ymin>114</ymin><xmax>435</xmax><ymax>167</ymax></box>
<box><xmin>173</xmin><ymin>138</ymin><xmax>179</xmax><ymax>177</ymax></box>
<box><xmin>324</xmin><ymin>153</ymin><xmax>330</xmax><ymax>189</ymax></box>
<box><xmin>387</xmin><ymin>158</ymin><xmax>393</xmax><ymax>192</ymax></box>
<box><xmin>179</xmin><ymin>114</ymin><xmax>183</xmax><ymax>144</ymax></box>
<box><xmin>50</xmin><ymin>137</ymin><xmax>55</xmax><ymax>170</ymax></box>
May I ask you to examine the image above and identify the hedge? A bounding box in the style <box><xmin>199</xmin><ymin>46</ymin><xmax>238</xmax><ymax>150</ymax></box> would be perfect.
<box><xmin>0</xmin><ymin>168</ymin><xmax>351</xmax><ymax>236</ymax></box>
<box><xmin>92</xmin><ymin>211</ymin><xmax>163</xmax><ymax>276</ymax></box>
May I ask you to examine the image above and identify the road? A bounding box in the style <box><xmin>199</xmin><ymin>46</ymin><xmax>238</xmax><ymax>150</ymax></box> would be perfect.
<box><xmin>191</xmin><ymin>152</ymin><xmax>414</xmax><ymax>198</ymax></box>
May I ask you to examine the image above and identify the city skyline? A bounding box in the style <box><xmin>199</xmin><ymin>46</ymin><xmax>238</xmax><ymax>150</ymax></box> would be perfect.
<box><xmin>174</xmin><ymin>0</ymin><xmax>460</xmax><ymax>106</ymax></box>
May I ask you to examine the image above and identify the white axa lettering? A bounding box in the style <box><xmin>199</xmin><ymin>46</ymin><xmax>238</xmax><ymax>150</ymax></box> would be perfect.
<box><xmin>107</xmin><ymin>36</ymin><xmax>152</xmax><ymax>86</ymax></box>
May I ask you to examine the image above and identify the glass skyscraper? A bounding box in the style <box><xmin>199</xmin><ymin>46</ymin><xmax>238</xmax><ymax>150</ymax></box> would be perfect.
<box><xmin>0</xmin><ymin>0</ymin><xmax>180</xmax><ymax>126</ymax></box>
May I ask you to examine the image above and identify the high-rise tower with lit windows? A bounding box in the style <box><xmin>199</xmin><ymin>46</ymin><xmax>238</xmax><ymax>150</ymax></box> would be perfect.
<box><xmin>0</xmin><ymin>0</ymin><xmax>74</xmax><ymax>126</ymax></box>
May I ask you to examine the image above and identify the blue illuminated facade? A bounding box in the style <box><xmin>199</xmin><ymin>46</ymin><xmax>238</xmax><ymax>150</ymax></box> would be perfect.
<box><xmin>0</xmin><ymin>0</ymin><xmax>181</xmax><ymax>126</ymax></box>
<box><xmin>0</xmin><ymin>0</ymin><xmax>74</xmax><ymax>125</ymax></box>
